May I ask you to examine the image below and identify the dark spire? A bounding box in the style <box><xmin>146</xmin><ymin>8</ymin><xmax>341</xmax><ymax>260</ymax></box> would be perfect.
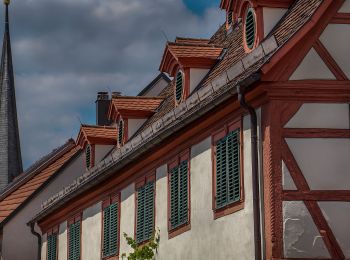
<box><xmin>0</xmin><ymin>0</ymin><xmax>23</xmax><ymax>190</ymax></box>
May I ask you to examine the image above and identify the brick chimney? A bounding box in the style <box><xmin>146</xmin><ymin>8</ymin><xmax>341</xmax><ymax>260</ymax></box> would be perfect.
<box><xmin>95</xmin><ymin>92</ymin><xmax>110</xmax><ymax>126</ymax></box>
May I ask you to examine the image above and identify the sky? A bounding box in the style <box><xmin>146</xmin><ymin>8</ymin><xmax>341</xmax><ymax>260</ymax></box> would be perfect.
<box><xmin>3</xmin><ymin>0</ymin><xmax>224</xmax><ymax>169</ymax></box>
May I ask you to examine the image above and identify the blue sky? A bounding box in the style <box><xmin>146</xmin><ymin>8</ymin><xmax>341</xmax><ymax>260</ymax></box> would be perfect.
<box><xmin>5</xmin><ymin>0</ymin><xmax>224</xmax><ymax>168</ymax></box>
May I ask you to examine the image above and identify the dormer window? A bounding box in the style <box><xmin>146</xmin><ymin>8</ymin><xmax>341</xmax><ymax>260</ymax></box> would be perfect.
<box><xmin>226</xmin><ymin>10</ymin><xmax>233</xmax><ymax>29</ymax></box>
<box><xmin>118</xmin><ymin>119</ymin><xmax>124</xmax><ymax>146</ymax></box>
<box><xmin>175</xmin><ymin>70</ymin><xmax>184</xmax><ymax>104</ymax></box>
<box><xmin>244</xmin><ymin>8</ymin><xmax>257</xmax><ymax>51</ymax></box>
<box><xmin>85</xmin><ymin>145</ymin><xmax>91</xmax><ymax>169</ymax></box>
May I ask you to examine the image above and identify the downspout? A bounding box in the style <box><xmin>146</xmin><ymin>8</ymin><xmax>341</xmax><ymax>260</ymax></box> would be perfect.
<box><xmin>237</xmin><ymin>84</ymin><xmax>262</xmax><ymax>260</ymax></box>
<box><xmin>28</xmin><ymin>222</ymin><xmax>42</xmax><ymax>260</ymax></box>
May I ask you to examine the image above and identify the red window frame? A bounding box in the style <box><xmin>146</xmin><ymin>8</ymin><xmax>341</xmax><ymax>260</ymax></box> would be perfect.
<box><xmin>67</xmin><ymin>213</ymin><xmax>82</xmax><ymax>260</ymax></box>
<box><xmin>101</xmin><ymin>192</ymin><xmax>121</xmax><ymax>260</ymax></box>
<box><xmin>46</xmin><ymin>225</ymin><xmax>59</xmax><ymax>260</ymax></box>
<box><xmin>167</xmin><ymin>149</ymin><xmax>191</xmax><ymax>239</ymax></box>
<box><xmin>134</xmin><ymin>172</ymin><xmax>156</xmax><ymax>244</ymax></box>
<box><xmin>211</xmin><ymin>118</ymin><xmax>244</xmax><ymax>219</ymax></box>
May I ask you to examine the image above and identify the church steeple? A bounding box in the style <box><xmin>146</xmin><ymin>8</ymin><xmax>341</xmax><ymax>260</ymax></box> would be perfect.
<box><xmin>0</xmin><ymin>0</ymin><xmax>23</xmax><ymax>190</ymax></box>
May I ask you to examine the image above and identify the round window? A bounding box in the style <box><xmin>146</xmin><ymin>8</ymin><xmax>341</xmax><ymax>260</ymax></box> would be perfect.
<box><xmin>175</xmin><ymin>71</ymin><xmax>184</xmax><ymax>103</ymax></box>
<box><xmin>245</xmin><ymin>8</ymin><xmax>256</xmax><ymax>50</ymax></box>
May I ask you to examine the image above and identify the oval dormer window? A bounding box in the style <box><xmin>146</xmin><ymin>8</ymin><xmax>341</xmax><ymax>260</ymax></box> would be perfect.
<box><xmin>245</xmin><ymin>8</ymin><xmax>256</xmax><ymax>50</ymax></box>
<box><xmin>86</xmin><ymin>144</ymin><xmax>91</xmax><ymax>169</ymax></box>
<box><xmin>118</xmin><ymin>119</ymin><xmax>124</xmax><ymax>146</ymax></box>
<box><xmin>175</xmin><ymin>71</ymin><xmax>184</xmax><ymax>103</ymax></box>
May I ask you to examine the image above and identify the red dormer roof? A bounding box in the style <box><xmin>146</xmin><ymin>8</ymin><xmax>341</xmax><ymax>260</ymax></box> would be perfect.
<box><xmin>108</xmin><ymin>96</ymin><xmax>164</xmax><ymax>121</ymax></box>
<box><xmin>77</xmin><ymin>125</ymin><xmax>118</xmax><ymax>148</ymax></box>
<box><xmin>159</xmin><ymin>41</ymin><xmax>223</xmax><ymax>77</ymax></box>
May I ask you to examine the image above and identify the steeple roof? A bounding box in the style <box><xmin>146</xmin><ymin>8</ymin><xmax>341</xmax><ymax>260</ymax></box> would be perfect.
<box><xmin>0</xmin><ymin>1</ymin><xmax>23</xmax><ymax>190</ymax></box>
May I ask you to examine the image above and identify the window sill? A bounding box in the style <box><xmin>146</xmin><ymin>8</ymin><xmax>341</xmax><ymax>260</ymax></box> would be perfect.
<box><xmin>168</xmin><ymin>223</ymin><xmax>191</xmax><ymax>239</ymax></box>
<box><xmin>102</xmin><ymin>254</ymin><xmax>118</xmax><ymax>260</ymax></box>
<box><xmin>213</xmin><ymin>201</ymin><xmax>244</xmax><ymax>220</ymax></box>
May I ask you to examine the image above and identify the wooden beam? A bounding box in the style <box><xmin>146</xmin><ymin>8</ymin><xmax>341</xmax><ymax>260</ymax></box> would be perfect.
<box><xmin>282</xmin><ymin>128</ymin><xmax>350</xmax><ymax>138</ymax></box>
<box><xmin>313</xmin><ymin>39</ymin><xmax>348</xmax><ymax>80</ymax></box>
<box><xmin>331</xmin><ymin>13</ymin><xmax>350</xmax><ymax>24</ymax></box>
<box><xmin>283</xmin><ymin>190</ymin><xmax>350</xmax><ymax>201</ymax></box>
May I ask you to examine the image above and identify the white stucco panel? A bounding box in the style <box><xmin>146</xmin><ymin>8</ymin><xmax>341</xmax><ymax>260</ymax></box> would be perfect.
<box><xmin>286</xmin><ymin>138</ymin><xmax>350</xmax><ymax>190</ymax></box>
<box><xmin>58</xmin><ymin>222</ymin><xmax>67</xmax><ymax>260</ymax></box>
<box><xmin>128</xmin><ymin>119</ymin><xmax>147</xmax><ymax>138</ymax></box>
<box><xmin>189</xmin><ymin>68</ymin><xmax>210</xmax><ymax>94</ymax></box>
<box><xmin>41</xmin><ymin>234</ymin><xmax>47</xmax><ymax>260</ymax></box>
<box><xmin>318</xmin><ymin>202</ymin><xmax>350</xmax><ymax>258</ymax></box>
<box><xmin>320</xmin><ymin>24</ymin><xmax>350</xmax><ymax>78</ymax></box>
<box><xmin>263</xmin><ymin>8</ymin><xmax>287</xmax><ymax>37</ymax></box>
<box><xmin>285</xmin><ymin>103</ymin><xmax>350</xmax><ymax>129</ymax></box>
<box><xmin>339</xmin><ymin>0</ymin><xmax>350</xmax><ymax>14</ymax></box>
<box><xmin>282</xmin><ymin>161</ymin><xmax>297</xmax><ymax>190</ymax></box>
<box><xmin>289</xmin><ymin>48</ymin><xmax>336</xmax><ymax>80</ymax></box>
<box><xmin>81</xmin><ymin>202</ymin><xmax>102</xmax><ymax>260</ymax></box>
<box><xmin>119</xmin><ymin>183</ymin><xmax>135</xmax><ymax>256</ymax></box>
<box><xmin>283</xmin><ymin>201</ymin><xmax>330</xmax><ymax>258</ymax></box>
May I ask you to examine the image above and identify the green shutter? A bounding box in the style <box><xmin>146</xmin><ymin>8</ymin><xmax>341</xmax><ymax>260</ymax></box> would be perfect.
<box><xmin>215</xmin><ymin>130</ymin><xmax>240</xmax><ymax>209</ymax></box>
<box><xmin>85</xmin><ymin>145</ymin><xmax>91</xmax><ymax>169</ymax></box>
<box><xmin>170</xmin><ymin>161</ymin><xmax>189</xmax><ymax>230</ymax></box>
<box><xmin>136</xmin><ymin>182</ymin><xmax>155</xmax><ymax>243</ymax></box>
<box><xmin>175</xmin><ymin>71</ymin><xmax>183</xmax><ymax>102</ymax></box>
<box><xmin>245</xmin><ymin>8</ymin><xmax>256</xmax><ymax>49</ymax></box>
<box><xmin>118</xmin><ymin>120</ymin><xmax>124</xmax><ymax>145</ymax></box>
<box><xmin>69</xmin><ymin>222</ymin><xmax>81</xmax><ymax>260</ymax></box>
<box><xmin>103</xmin><ymin>203</ymin><xmax>119</xmax><ymax>257</ymax></box>
<box><xmin>47</xmin><ymin>233</ymin><xmax>57</xmax><ymax>260</ymax></box>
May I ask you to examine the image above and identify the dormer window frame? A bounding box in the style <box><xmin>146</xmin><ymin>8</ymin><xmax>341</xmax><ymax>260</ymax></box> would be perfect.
<box><xmin>175</xmin><ymin>69</ymin><xmax>185</xmax><ymax>105</ymax></box>
<box><xmin>243</xmin><ymin>6</ymin><xmax>258</xmax><ymax>52</ymax></box>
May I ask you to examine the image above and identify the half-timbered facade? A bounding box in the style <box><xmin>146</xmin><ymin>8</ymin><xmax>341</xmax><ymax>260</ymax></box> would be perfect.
<box><xmin>27</xmin><ymin>0</ymin><xmax>350</xmax><ymax>260</ymax></box>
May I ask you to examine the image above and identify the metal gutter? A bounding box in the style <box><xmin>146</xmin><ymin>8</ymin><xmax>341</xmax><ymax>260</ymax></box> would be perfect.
<box><xmin>28</xmin><ymin>222</ymin><xmax>41</xmax><ymax>260</ymax></box>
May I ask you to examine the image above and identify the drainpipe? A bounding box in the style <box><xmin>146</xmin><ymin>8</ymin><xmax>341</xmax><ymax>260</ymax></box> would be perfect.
<box><xmin>237</xmin><ymin>84</ymin><xmax>262</xmax><ymax>260</ymax></box>
<box><xmin>28</xmin><ymin>222</ymin><xmax>42</xmax><ymax>260</ymax></box>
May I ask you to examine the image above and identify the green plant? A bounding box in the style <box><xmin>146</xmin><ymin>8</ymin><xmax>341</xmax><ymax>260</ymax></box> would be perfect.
<box><xmin>121</xmin><ymin>228</ymin><xmax>160</xmax><ymax>260</ymax></box>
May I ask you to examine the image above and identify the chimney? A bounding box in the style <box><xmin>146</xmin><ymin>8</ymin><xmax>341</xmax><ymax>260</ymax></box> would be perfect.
<box><xmin>95</xmin><ymin>92</ymin><xmax>110</xmax><ymax>126</ymax></box>
<box><xmin>112</xmin><ymin>91</ymin><xmax>122</xmax><ymax>98</ymax></box>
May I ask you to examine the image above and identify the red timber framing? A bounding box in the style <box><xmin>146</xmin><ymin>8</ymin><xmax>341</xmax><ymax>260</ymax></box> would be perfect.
<box><xmin>101</xmin><ymin>192</ymin><xmax>120</xmax><ymax>260</ymax></box>
<box><xmin>167</xmin><ymin>149</ymin><xmax>191</xmax><ymax>239</ymax></box>
<box><xmin>262</xmin><ymin>95</ymin><xmax>349</xmax><ymax>260</ymax></box>
<box><xmin>211</xmin><ymin>118</ymin><xmax>245</xmax><ymax>219</ymax></box>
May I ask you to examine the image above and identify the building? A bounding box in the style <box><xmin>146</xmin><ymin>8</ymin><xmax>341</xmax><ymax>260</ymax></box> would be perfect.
<box><xmin>12</xmin><ymin>0</ymin><xmax>350</xmax><ymax>259</ymax></box>
<box><xmin>0</xmin><ymin>0</ymin><xmax>22</xmax><ymax>191</ymax></box>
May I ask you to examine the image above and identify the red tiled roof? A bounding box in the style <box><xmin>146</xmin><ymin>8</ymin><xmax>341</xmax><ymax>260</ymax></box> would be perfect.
<box><xmin>77</xmin><ymin>125</ymin><xmax>118</xmax><ymax>148</ymax></box>
<box><xmin>0</xmin><ymin>141</ymin><xmax>80</xmax><ymax>224</ymax></box>
<box><xmin>108</xmin><ymin>96</ymin><xmax>164</xmax><ymax>120</ymax></box>
<box><xmin>159</xmin><ymin>42</ymin><xmax>223</xmax><ymax>76</ymax></box>
<box><xmin>175</xmin><ymin>37</ymin><xmax>211</xmax><ymax>45</ymax></box>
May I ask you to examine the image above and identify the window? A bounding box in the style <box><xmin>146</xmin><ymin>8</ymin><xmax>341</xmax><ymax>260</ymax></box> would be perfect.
<box><xmin>135</xmin><ymin>175</ymin><xmax>155</xmax><ymax>244</ymax></box>
<box><xmin>245</xmin><ymin>8</ymin><xmax>256</xmax><ymax>50</ymax></box>
<box><xmin>47</xmin><ymin>229</ymin><xmax>58</xmax><ymax>260</ymax></box>
<box><xmin>168</xmin><ymin>150</ymin><xmax>190</xmax><ymax>238</ymax></box>
<box><xmin>68</xmin><ymin>216</ymin><xmax>81</xmax><ymax>260</ymax></box>
<box><xmin>118</xmin><ymin>119</ymin><xmax>124</xmax><ymax>146</ymax></box>
<box><xmin>227</xmin><ymin>10</ymin><xmax>233</xmax><ymax>28</ymax></box>
<box><xmin>175</xmin><ymin>70</ymin><xmax>184</xmax><ymax>103</ymax></box>
<box><xmin>102</xmin><ymin>194</ymin><xmax>120</xmax><ymax>258</ymax></box>
<box><xmin>85</xmin><ymin>145</ymin><xmax>91</xmax><ymax>169</ymax></box>
<box><xmin>212</xmin><ymin>120</ymin><xmax>243</xmax><ymax>219</ymax></box>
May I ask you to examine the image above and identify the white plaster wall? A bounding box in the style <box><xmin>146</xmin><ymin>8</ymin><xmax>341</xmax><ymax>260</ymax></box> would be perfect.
<box><xmin>282</xmin><ymin>161</ymin><xmax>297</xmax><ymax>190</ymax></box>
<box><xmin>119</xmin><ymin>183</ymin><xmax>135</xmax><ymax>256</ymax></box>
<box><xmin>283</xmin><ymin>201</ymin><xmax>330</xmax><ymax>258</ymax></box>
<box><xmin>285</xmin><ymin>103</ymin><xmax>350</xmax><ymax>129</ymax></box>
<box><xmin>2</xmin><ymin>152</ymin><xmax>85</xmax><ymax>260</ymax></box>
<box><xmin>318</xmin><ymin>202</ymin><xmax>350</xmax><ymax>258</ymax></box>
<box><xmin>189</xmin><ymin>69</ymin><xmax>210</xmax><ymax>94</ymax></box>
<box><xmin>339</xmin><ymin>0</ymin><xmax>350</xmax><ymax>16</ymax></box>
<box><xmin>290</xmin><ymin>48</ymin><xmax>335</xmax><ymax>80</ymax></box>
<box><xmin>128</xmin><ymin>119</ymin><xmax>147</xmax><ymax>139</ymax></box>
<box><xmin>141</xmin><ymin>78</ymin><xmax>169</xmax><ymax>97</ymax></box>
<box><xmin>320</xmin><ymin>24</ymin><xmax>350</xmax><ymax>78</ymax></box>
<box><xmin>286</xmin><ymin>138</ymin><xmax>350</xmax><ymax>190</ymax></box>
<box><xmin>95</xmin><ymin>145</ymin><xmax>114</xmax><ymax>165</ymax></box>
<box><xmin>81</xmin><ymin>202</ymin><xmax>102</xmax><ymax>260</ymax></box>
<box><xmin>41</xmin><ymin>234</ymin><xmax>47</xmax><ymax>260</ymax></box>
<box><xmin>152</xmin><ymin>113</ymin><xmax>256</xmax><ymax>260</ymax></box>
<box><xmin>263</xmin><ymin>8</ymin><xmax>287</xmax><ymax>37</ymax></box>
<box><xmin>58</xmin><ymin>222</ymin><xmax>67</xmax><ymax>260</ymax></box>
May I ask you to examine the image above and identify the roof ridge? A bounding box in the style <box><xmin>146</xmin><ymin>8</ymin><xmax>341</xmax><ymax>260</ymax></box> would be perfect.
<box><xmin>81</xmin><ymin>124</ymin><xmax>116</xmax><ymax>129</ymax></box>
<box><xmin>112</xmin><ymin>96</ymin><xmax>165</xmax><ymax>100</ymax></box>
<box><xmin>168</xmin><ymin>41</ymin><xmax>223</xmax><ymax>48</ymax></box>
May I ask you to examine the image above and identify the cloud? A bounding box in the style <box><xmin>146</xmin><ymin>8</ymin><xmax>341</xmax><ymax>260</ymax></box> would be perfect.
<box><xmin>4</xmin><ymin>0</ymin><xmax>224</xmax><ymax>168</ymax></box>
